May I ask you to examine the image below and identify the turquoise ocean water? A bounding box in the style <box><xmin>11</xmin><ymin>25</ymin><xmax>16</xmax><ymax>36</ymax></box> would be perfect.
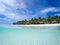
<box><xmin>0</xmin><ymin>25</ymin><xmax>60</xmax><ymax>45</ymax></box>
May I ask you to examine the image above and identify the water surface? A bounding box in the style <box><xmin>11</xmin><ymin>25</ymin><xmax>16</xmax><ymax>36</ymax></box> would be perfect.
<box><xmin>0</xmin><ymin>25</ymin><xmax>60</xmax><ymax>45</ymax></box>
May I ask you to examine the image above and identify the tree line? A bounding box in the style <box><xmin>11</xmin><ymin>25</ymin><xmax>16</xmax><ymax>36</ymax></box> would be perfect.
<box><xmin>13</xmin><ymin>15</ymin><xmax>60</xmax><ymax>25</ymax></box>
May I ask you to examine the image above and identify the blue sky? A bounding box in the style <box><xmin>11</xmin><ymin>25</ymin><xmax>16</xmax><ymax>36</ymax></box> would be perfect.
<box><xmin>0</xmin><ymin>0</ymin><xmax>60</xmax><ymax>24</ymax></box>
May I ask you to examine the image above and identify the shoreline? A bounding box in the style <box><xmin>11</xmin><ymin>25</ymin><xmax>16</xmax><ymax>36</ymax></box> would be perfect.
<box><xmin>14</xmin><ymin>24</ymin><xmax>60</xmax><ymax>27</ymax></box>
<box><xmin>0</xmin><ymin>24</ymin><xmax>60</xmax><ymax>27</ymax></box>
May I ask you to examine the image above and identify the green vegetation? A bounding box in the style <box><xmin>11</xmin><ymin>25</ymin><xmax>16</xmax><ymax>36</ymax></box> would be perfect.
<box><xmin>13</xmin><ymin>15</ymin><xmax>60</xmax><ymax>25</ymax></box>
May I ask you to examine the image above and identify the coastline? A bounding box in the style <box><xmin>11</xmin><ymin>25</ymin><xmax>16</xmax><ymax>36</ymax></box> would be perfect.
<box><xmin>14</xmin><ymin>23</ymin><xmax>60</xmax><ymax>27</ymax></box>
<box><xmin>0</xmin><ymin>24</ymin><xmax>60</xmax><ymax>28</ymax></box>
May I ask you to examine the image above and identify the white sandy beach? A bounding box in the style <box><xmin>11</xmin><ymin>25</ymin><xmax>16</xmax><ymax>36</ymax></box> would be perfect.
<box><xmin>14</xmin><ymin>24</ymin><xmax>60</xmax><ymax>27</ymax></box>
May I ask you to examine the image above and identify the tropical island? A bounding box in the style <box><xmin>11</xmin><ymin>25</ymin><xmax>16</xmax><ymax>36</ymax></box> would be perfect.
<box><xmin>13</xmin><ymin>15</ymin><xmax>60</xmax><ymax>25</ymax></box>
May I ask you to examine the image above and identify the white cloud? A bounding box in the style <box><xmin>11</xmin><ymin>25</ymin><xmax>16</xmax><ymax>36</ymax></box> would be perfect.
<box><xmin>19</xmin><ymin>2</ymin><xmax>27</xmax><ymax>9</ymax></box>
<box><xmin>0</xmin><ymin>3</ymin><xmax>7</xmax><ymax>13</ymax></box>
<box><xmin>40</xmin><ymin>7</ymin><xmax>58</xmax><ymax>14</ymax></box>
<box><xmin>0</xmin><ymin>0</ymin><xmax>17</xmax><ymax>7</ymax></box>
<box><xmin>0</xmin><ymin>0</ymin><xmax>28</xmax><ymax>23</ymax></box>
<box><xmin>0</xmin><ymin>0</ymin><xmax>27</xmax><ymax>13</ymax></box>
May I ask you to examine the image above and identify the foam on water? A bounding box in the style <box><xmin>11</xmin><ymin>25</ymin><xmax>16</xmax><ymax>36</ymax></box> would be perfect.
<box><xmin>0</xmin><ymin>25</ymin><xmax>60</xmax><ymax>45</ymax></box>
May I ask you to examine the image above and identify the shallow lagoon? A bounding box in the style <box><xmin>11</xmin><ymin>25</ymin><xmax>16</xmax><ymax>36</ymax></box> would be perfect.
<box><xmin>0</xmin><ymin>25</ymin><xmax>60</xmax><ymax>45</ymax></box>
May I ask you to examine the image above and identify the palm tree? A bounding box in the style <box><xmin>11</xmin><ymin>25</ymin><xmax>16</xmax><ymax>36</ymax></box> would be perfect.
<box><xmin>28</xmin><ymin>18</ymin><xmax>34</xmax><ymax>24</ymax></box>
<box><xmin>47</xmin><ymin>16</ymin><xmax>52</xmax><ymax>23</ymax></box>
<box><xmin>55</xmin><ymin>15</ymin><xmax>59</xmax><ymax>22</ymax></box>
<box><xmin>38</xmin><ymin>17</ymin><xmax>42</xmax><ymax>21</ymax></box>
<box><xmin>13</xmin><ymin>15</ymin><xmax>60</xmax><ymax>24</ymax></box>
